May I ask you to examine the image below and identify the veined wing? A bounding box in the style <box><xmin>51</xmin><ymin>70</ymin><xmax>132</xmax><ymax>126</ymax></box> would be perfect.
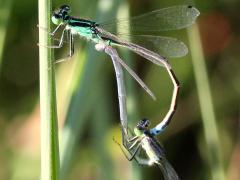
<box><xmin>118</xmin><ymin>34</ymin><xmax>188</xmax><ymax>58</ymax></box>
<box><xmin>157</xmin><ymin>159</ymin><xmax>180</xmax><ymax>180</ymax></box>
<box><xmin>99</xmin><ymin>5</ymin><xmax>200</xmax><ymax>33</ymax></box>
<box><xmin>96</xmin><ymin>26</ymin><xmax>171</xmax><ymax>68</ymax></box>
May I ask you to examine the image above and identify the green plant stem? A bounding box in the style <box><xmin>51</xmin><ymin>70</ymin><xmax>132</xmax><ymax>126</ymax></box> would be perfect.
<box><xmin>187</xmin><ymin>24</ymin><xmax>225</xmax><ymax>180</ymax></box>
<box><xmin>0</xmin><ymin>0</ymin><xmax>13</xmax><ymax>72</ymax></box>
<box><xmin>92</xmin><ymin>80</ymin><xmax>115</xmax><ymax>180</ymax></box>
<box><xmin>38</xmin><ymin>0</ymin><xmax>60</xmax><ymax>180</ymax></box>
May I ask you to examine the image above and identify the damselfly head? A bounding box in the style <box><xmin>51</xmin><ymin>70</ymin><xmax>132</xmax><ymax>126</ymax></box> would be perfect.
<box><xmin>52</xmin><ymin>5</ymin><xmax>71</xmax><ymax>25</ymax></box>
<box><xmin>137</xmin><ymin>118</ymin><xmax>150</xmax><ymax>131</ymax></box>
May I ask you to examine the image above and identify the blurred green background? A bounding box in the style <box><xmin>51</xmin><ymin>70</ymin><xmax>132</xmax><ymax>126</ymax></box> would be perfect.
<box><xmin>0</xmin><ymin>0</ymin><xmax>240</xmax><ymax>179</ymax></box>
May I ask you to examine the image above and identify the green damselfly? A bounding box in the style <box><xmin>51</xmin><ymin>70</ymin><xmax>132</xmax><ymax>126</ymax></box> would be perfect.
<box><xmin>114</xmin><ymin>118</ymin><xmax>180</xmax><ymax>180</ymax></box>
<box><xmin>46</xmin><ymin>5</ymin><xmax>199</xmax><ymax>99</ymax></box>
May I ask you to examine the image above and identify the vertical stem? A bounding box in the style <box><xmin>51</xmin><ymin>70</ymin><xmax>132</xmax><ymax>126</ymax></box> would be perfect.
<box><xmin>38</xmin><ymin>0</ymin><xmax>60</xmax><ymax>180</ymax></box>
<box><xmin>92</xmin><ymin>80</ymin><xmax>115</xmax><ymax>180</ymax></box>
<box><xmin>187</xmin><ymin>24</ymin><xmax>225</xmax><ymax>180</ymax></box>
<box><xmin>0</xmin><ymin>0</ymin><xmax>13</xmax><ymax>72</ymax></box>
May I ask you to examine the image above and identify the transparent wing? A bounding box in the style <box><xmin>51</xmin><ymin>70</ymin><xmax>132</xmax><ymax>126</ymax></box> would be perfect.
<box><xmin>158</xmin><ymin>159</ymin><xmax>180</xmax><ymax>180</ymax></box>
<box><xmin>96</xmin><ymin>27</ymin><xmax>170</xmax><ymax>67</ymax></box>
<box><xmin>121</xmin><ymin>35</ymin><xmax>188</xmax><ymax>58</ymax></box>
<box><xmin>99</xmin><ymin>5</ymin><xmax>200</xmax><ymax>33</ymax></box>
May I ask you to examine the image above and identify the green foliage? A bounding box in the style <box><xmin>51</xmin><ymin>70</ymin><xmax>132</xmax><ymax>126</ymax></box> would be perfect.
<box><xmin>38</xmin><ymin>0</ymin><xmax>59</xmax><ymax>180</ymax></box>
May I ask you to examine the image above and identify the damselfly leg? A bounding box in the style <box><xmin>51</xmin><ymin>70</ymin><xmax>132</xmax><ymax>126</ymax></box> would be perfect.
<box><xmin>38</xmin><ymin>25</ymin><xmax>75</xmax><ymax>63</ymax></box>
<box><xmin>55</xmin><ymin>31</ymin><xmax>74</xmax><ymax>63</ymax></box>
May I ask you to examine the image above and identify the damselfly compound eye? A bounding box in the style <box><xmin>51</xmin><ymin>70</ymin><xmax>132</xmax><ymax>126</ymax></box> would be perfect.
<box><xmin>60</xmin><ymin>5</ymin><xmax>71</xmax><ymax>13</ymax></box>
<box><xmin>137</xmin><ymin>118</ymin><xmax>150</xmax><ymax>130</ymax></box>
<box><xmin>51</xmin><ymin>13</ymin><xmax>62</xmax><ymax>25</ymax></box>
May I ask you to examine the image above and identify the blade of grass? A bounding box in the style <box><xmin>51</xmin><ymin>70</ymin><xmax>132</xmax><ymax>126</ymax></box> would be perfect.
<box><xmin>0</xmin><ymin>0</ymin><xmax>13</xmax><ymax>72</ymax></box>
<box><xmin>187</xmin><ymin>24</ymin><xmax>225</xmax><ymax>180</ymax></box>
<box><xmin>38</xmin><ymin>0</ymin><xmax>60</xmax><ymax>180</ymax></box>
<box><xmin>59</xmin><ymin>51</ymin><xmax>94</xmax><ymax>179</ymax></box>
<box><xmin>92</xmin><ymin>79</ymin><xmax>115</xmax><ymax>180</ymax></box>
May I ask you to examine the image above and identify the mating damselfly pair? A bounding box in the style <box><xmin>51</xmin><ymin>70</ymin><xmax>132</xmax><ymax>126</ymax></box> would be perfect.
<box><xmin>45</xmin><ymin>4</ymin><xmax>199</xmax><ymax>180</ymax></box>
<box><xmin>48</xmin><ymin>4</ymin><xmax>199</xmax><ymax>99</ymax></box>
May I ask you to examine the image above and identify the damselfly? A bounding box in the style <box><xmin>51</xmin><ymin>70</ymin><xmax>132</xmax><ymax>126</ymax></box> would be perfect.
<box><xmin>45</xmin><ymin>5</ymin><xmax>199</xmax><ymax>99</ymax></box>
<box><xmin>114</xmin><ymin>118</ymin><xmax>180</xmax><ymax>180</ymax></box>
